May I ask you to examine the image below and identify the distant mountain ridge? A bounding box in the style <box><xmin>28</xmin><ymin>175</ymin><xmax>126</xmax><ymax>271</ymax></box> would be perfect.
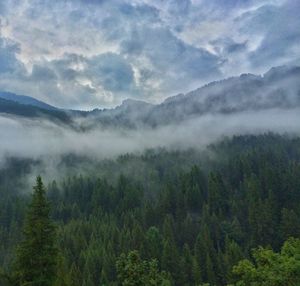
<box><xmin>87</xmin><ymin>65</ymin><xmax>300</xmax><ymax>128</ymax></box>
<box><xmin>0</xmin><ymin>91</ymin><xmax>58</xmax><ymax>111</ymax></box>
<box><xmin>0</xmin><ymin>96</ymin><xmax>71</xmax><ymax>124</ymax></box>
<box><xmin>0</xmin><ymin>65</ymin><xmax>300</xmax><ymax>128</ymax></box>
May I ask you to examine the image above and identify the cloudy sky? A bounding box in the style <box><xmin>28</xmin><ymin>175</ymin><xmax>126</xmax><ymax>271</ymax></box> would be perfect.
<box><xmin>0</xmin><ymin>0</ymin><xmax>299</xmax><ymax>109</ymax></box>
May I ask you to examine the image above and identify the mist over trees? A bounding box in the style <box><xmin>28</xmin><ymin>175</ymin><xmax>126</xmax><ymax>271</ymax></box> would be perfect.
<box><xmin>1</xmin><ymin>134</ymin><xmax>300</xmax><ymax>285</ymax></box>
<box><xmin>0</xmin><ymin>0</ymin><xmax>299</xmax><ymax>284</ymax></box>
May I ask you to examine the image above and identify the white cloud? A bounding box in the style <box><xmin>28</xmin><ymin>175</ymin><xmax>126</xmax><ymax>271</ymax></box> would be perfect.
<box><xmin>0</xmin><ymin>0</ymin><xmax>299</xmax><ymax>109</ymax></box>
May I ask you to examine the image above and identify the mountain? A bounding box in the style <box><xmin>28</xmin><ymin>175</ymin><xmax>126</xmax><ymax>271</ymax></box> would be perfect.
<box><xmin>0</xmin><ymin>91</ymin><xmax>58</xmax><ymax>110</ymax></box>
<box><xmin>0</xmin><ymin>65</ymin><xmax>300</xmax><ymax>128</ymax></box>
<box><xmin>89</xmin><ymin>65</ymin><xmax>300</xmax><ymax>127</ymax></box>
<box><xmin>147</xmin><ymin>65</ymin><xmax>300</xmax><ymax>125</ymax></box>
<box><xmin>86</xmin><ymin>99</ymin><xmax>155</xmax><ymax>128</ymax></box>
<box><xmin>0</xmin><ymin>97</ymin><xmax>72</xmax><ymax>124</ymax></box>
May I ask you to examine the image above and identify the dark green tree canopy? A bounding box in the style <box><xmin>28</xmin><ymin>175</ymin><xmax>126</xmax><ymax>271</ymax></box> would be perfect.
<box><xmin>1</xmin><ymin>135</ymin><xmax>300</xmax><ymax>285</ymax></box>
<box><xmin>116</xmin><ymin>250</ymin><xmax>171</xmax><ymax>286</ymax></box>
<box><xmin>13</xmin><ymin>176</ymin><xmax>58</xmax><ymax>286</ymax></box>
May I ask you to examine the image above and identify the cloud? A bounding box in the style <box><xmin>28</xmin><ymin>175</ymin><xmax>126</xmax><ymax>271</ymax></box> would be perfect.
<box><xmin>0</xmin><ymin>37</ymin><xmax>24</xmax><ymax>74</ymax></box>
<box><xmin>85</xmin><ymin>53</ymin><xmax>135</xmax><ymax>93</ymax></box>
<box><xmin>0</xmin><ymin>0</ymin><xmax>298</xmax><ymax>108</ymax></box>
<box><xmin>121</xmin><ymin>26</ymin><xmax>221</xmax><ymax>94</ymax></box>
<box><xmin>239</xmin><ymin>1</ymin><xmax>300</xmax><ymax>69</ymax></box>
<box><xmin>1</xmin><ymin>108</ymin><xmax>300</xmax><ymax>171</ymax></box>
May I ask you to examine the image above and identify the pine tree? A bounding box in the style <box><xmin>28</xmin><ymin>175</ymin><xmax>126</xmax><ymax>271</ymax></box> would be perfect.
<box><xmin>205</xmin><ymin>252</ymin><xmax>216</xmax><ymax>285</ymax></box>
<box><xmin>54</xmin><ymin>255</ymin><xmax>71</xmax><ymax>286</ymax></box>
<box><xmin>69</xmin><ymin>263</ymin><xmax>82</xmax><ymax>286</ymax></box>
<box><xmin>144</xmin><ymin>226</ymin><xmax>162</xmax><ymax>260</ymax></box>
<box><xmin>181</xmin><ymin>244</ymin><xmax>193</xmax><ymax>284</ymax></box>
<box><xmin>222</xmin><ymin>236</ymin><xmax>243</xmax><ymax>283</ymax></box>
<box><xmin>161</xmin><ymin>238</ymin><xmax>179</xmax><ymax>284</ymax></box>
<box><xmin>13</xmin><ymin>176</ymin><xmax>58</xmax><ymax>286</ymax></box>
<box><xmin>207</xmin><ymin>172</ymin><xmax>228</xmax><ymax>216</ymax></box>
<box><xmin>194</xmin><ymin>224</ymin><xmax>218</xmax><ymax>284</ymax></box>
<box><xmin>280</xmin><ymin>208</ymin><xmax>300</xmax><ymax>241</ymax></box>
<box><xmin>191</xmin><ymin>256</ymin><xmax>202</xmax><ymax>285</ymax></box>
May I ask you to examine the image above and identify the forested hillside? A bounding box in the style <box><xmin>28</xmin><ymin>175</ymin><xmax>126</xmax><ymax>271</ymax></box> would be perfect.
<box><xmin>1</xmin><ymin>65</ymin><xmax>300</xmax><ymax>130</ymax></box>
<box><xmin>1</xmin><ymin>134</ymin><xmax>300</xmax><ymax>285</ymax></box>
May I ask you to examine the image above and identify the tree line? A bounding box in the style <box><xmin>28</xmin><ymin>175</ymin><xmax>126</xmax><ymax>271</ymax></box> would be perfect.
<box><xmin>1</xmin><ymin>134</ymin><xmax>300</xmax><ymax>285</ymax></box>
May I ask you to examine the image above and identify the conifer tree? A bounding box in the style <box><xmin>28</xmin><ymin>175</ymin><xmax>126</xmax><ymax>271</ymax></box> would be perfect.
<box><xmin>144</xmin><ymin>226</ymin><xmax>162</xmax><ymax>260</ymax></box>
<box><xmin>54</xmin><ymin>255</ymin><xmax>71</xmax><ymax>286</ymax></box>
<box><xmin>161</xmin><ymin>239</ymin><xmax>179</xmax><ymax>284</ymax></box>
<box><xmin>191</xmin><ymin>256</ymin><xmax>202</xmax><ymax>285</ymax></box>
<box><xmin>280</xmin><ymin>208</ymin><xmax>300</xmax><ymax>240</ymax></box>
<box><xmin>69</xmin><ymin>263</ymin><xmax>82</xmax><ymax>286</ymax></box>
<box><xmin>14</xmin><ymin>176</ymin><xmax>58</xmax><ymax>286</ymax></box>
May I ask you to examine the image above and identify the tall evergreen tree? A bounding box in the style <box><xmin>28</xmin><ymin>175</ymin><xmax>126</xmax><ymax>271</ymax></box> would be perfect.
<box><xmin>14</xmin><ymin>176</ymin><xmax>58</xmax><ymax>286</ymax></box>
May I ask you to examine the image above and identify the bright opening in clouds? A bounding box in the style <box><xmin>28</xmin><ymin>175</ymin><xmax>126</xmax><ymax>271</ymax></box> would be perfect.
<box><xmin>0</xmin><ymin>0</ymin><xmax>299</xmax><ymax>109</ymax></box>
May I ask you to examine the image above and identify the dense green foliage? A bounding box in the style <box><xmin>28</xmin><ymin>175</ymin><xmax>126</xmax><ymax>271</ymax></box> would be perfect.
<box><xmin>232</xmin><ymin>238</ymin><xmax>300</xmax><ymax>286</ymax></box>
<box><xmin>116</xmin><ymin>250</ymin><xmax>171</xmax><ymax>285</ymax></box>
<box><xmin>1</xmin><ymin>177</ymin><xmax>57</xmax><ymax>286</ymax></box>
<box><xmin>1</xmin><ymin>134</ymin><xmax>300</xmax><ymax>285</ymax></box>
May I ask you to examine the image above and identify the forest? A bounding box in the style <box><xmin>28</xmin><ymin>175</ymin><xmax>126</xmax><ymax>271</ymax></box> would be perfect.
<box><xmin>1</xmin><ymin>133</ymin><xmax>300</xmax><ymax>285</ymax></box>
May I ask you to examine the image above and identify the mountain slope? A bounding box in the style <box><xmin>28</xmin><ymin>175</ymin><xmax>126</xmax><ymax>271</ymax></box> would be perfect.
<box><xmin>0</xmin><ymin>65</ymin><xmax>299</xmax><ymax>128</ymax></box>
<box><xmin>86</xmin><ymin>99</ymin><xmax>155</xmax><ymax>128</ymax></box>
<box><xmin>149</xmin><ymin>66</ymin><xmax>300</xmax><ymax>125</ymax></box>
<box><xmin>0</xmin><ymin>91</ymin><xmax>58</xmax><ymax>110</ymax></box>
<box><xmin>0</xmin><ymin>97</ymin><xmax>72</xmax><ymax>124</ymax></box>
<box><xmin>88</xmin><ymin>65</ymin><xmax>300</xmax><ymax>127</ymax></box>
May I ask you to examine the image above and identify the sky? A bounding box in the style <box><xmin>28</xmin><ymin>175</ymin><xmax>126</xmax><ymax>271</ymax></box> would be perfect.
<box><xmin>0</xmin><ymin>0</ymin><xmax>299</xmax><ymax>109</ymax></box>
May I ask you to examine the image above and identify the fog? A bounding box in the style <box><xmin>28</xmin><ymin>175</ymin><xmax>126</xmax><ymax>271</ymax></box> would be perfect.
<box><xmin>1</xmin><ymin>108</ymin><xmax>300</xmax><ymax>188</ymax></box>
<box><xmin>1</xmin><ymin>65</ymin><xmax>300</xmax><ymax>171</ymax></box>
<box><xmin>1</xmin><ymin>108</ymin><xmax>300</xmax><ymax>162</ymax></box>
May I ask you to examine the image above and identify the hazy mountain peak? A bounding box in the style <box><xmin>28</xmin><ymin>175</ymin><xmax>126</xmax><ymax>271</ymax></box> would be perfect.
<box><xmin>239</xmin><ymin>73</ymin><xmax>261</xmax><ymax>80</ymax></box>
<box><xmin>120</xmin><ymin>98</ymin><xmax>153</xmax><ymax>108</ymax></box>
<box><xmin>1</xmin><ymin>65</ymin><xmax>300</xmax><ymax>129</ymax></box>
<box><xmin>263</xmin><ymin>65</ymin><xmax>300</xmax><ymax>81</ymax></box>
<box><xmin>162</xmin><ymin>93</ymin><xmax>185</xmax><ymax>104</ymax></box>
